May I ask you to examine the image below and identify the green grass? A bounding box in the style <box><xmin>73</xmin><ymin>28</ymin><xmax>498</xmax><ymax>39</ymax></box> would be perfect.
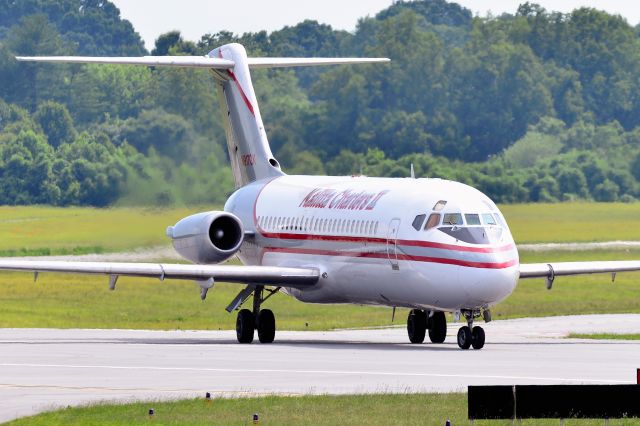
<box><xmin>568</xmin><ymin>333</ymin><xmax>640</xmax><ymax>340</ymax></box>
<box><xmin>0</xmin><ymin>248</ymin><xmax>638</xmax><ymax>330</ymax></box>
<box><xmin>0</xmin><ymin>205</ymin><xmax>640</xmax><ymax>330</ymax></box>
<box><xmin>0</xmin><ymin>206</ymin><xmax>207</xmax><ymax>255</ymax></box>
<box><xmin>1</xmin><ymin>202</ymin><xmax>640</xmax><ymax>257</ymax></box>
<box><xmin>8</xmin><ymin>394</ymin><xmax>640</xmax><ymax>425</ymax></box>
<box><xmin>501</xmin><ymin>202</ymin><xmax>640</xmax><ymax>243</ymax></box>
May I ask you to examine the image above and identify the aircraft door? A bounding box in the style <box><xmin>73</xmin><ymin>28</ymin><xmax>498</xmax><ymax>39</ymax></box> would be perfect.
<box><xmin>386</xmin><ymin>218</ymin><xmax>401</xmax><ymax>270</ymax></box>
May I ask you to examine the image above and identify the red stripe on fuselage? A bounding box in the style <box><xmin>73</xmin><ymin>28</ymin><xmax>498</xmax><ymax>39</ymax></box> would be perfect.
<box><xmin>263</xmin><ymin>247</ymin><xmax>518</xmax><ymax>269</ymax></box>
<box><xmin>258</xmin><ymin>231</ymin><xmax>514</xmax><ymax>254</ymax></box>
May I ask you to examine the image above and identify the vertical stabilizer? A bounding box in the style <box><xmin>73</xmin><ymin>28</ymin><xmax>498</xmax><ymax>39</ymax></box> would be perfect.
<box><xmin>208</xmin><ymin>44</ymin><xmax>283</xmax><ymax>188</ymax></box>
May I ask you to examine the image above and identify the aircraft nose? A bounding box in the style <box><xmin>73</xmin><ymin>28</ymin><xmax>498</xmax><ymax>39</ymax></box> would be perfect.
<box><xmin>463</xmin><ymin>265</ymin><xmax>519</xmax><ymax>306</ymax></box>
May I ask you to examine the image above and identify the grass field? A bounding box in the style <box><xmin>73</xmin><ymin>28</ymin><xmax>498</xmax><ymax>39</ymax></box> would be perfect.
<box><xmin>500</xmin><ymin>202</ymin><xmax>640</xmax><ymax>243</ymax></box>
<box><xmin>569</xmin><ymin>333</ymin><xmax>640</xmax><ymax>340</ymax></box>
<box><xmin>0</xmin><ymin>248</ymin><xmax>638</xmax><ymax>330</ymax></box>
<box><xmin>0</xmin><ymin>204</ymin><xmax>639</xmax><ymax>330</ymax></box>
<box><xmin>0</xmin><ymin>202</ymin><xmax>640</xmax><ymax>256</ymax></box>
<box><xmin>8</xmin><ymin>394</ymin><xmax>640</xmax><ymax>425</ymax></box>
<box><xmin>0</xmin><ymin>206</ymin><xmax>200</xmax><ymax>256</ymax></box>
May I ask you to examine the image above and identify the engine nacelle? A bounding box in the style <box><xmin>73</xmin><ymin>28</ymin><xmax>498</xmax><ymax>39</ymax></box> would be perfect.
<box><xmin>166</xmin><ymin>211</ymin><xmax>244</xmax><ymax>264</ymax></box>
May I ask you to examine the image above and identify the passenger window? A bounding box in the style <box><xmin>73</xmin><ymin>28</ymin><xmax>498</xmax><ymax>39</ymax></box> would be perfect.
<box><xmin>374</xmin><ymin>222</ymin><xmax>379</xmax><ymax>235</ymax></box>
<box><xmin>412</xmin><ymin>214</ymin><xmax>426</xmax><ymax>231</ymax></box>
<box><xmin>442</xmin><ymin>213</ymin><xmax>463</xmax><ymax>225</ymax></box>
<box><xmin>465</xmin><ymin>214</ymin><xmax>481</xmax><ymax>226</ymax></box>
<box><xmin>424</xmin><ymin>213</ymin><xmax>440</xmax><ymax>230</ymax></box>
<box><xmin>482</xmin><ymin>213</ymin><xmax>496</xmax><ymax>226</ymax></box>
<box><xmin>433</xmin><ymin>200</ymin><xmax>447</xmax><ymax>211</ymax></box>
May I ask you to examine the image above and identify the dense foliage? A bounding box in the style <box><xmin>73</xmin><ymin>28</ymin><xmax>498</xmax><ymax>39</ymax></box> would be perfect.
<box><xmin>0</xmin><ymin>0</ymin><xmax>639</xmax><ymax>205</ymax></box>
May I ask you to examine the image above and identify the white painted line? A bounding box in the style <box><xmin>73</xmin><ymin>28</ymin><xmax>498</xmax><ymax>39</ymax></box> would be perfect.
<box><xmin>0</xmin><ymin>363</ymin><xmax>630</xmax><ymax>384</ymax></box>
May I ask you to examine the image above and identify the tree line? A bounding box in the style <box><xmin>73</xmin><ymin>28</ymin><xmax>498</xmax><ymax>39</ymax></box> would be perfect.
<box><xmin>0</xmin><ymin>0</ymin><xmax>639</xmax><ymax>205</ymax></box>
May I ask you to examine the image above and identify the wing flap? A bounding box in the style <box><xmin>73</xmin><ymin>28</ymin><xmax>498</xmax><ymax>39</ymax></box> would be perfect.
<box><xmin>519</xmin><ymin>261</ymin><xmax>640</xmax><ymax>279</ymax></box>
<box><xmin>0</xmin><ymin>260</ymin><xmax>319</xmax><ymax>287</ymax></box>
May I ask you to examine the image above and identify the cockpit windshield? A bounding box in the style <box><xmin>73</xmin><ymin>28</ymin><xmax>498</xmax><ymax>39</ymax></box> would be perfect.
<box><xmin>482</xmin><ymin>213</ymin><xmax>497</xmax><ymax>225</ymax></box>
<box><xmin>464</xmin><ymin>214</ymin><xmax>481</xmax><ymax>225</ymax></box>
<box><xmin>442</xmin><ymin>213</ymin><xmax>463</xmax><ymax>225</ymax></box>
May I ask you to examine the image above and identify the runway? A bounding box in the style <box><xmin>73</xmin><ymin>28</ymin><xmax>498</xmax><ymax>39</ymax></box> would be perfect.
<box><xmin>1</xmin><ymin>314</ymin><xmax>639</xmax><ymax>422</ymax></box>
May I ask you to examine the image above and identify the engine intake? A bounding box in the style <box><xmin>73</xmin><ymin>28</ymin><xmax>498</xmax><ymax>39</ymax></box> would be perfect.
<box><xmin>166</xmin><ymin>211</ymin><xmax>244</xmax><ymax>264</ymax></box>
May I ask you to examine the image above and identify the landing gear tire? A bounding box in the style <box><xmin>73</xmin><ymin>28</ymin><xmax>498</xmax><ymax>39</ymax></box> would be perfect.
<box><xmin>236</xmin><ymin>309</ymin><xmax>255</xmax><ymax>344</ymax></box>
<box><xmin>457</xmin><ymin>326</ymin><xmax>472</xmax><ymax>350</ymax></box>
<box><xmin>257</xmin><ymin>309</ymin><xmax>276</xmax><ymax>344</ymax></box>
<box><xmin>471</xmin><ymin>326</ymin><xmax>485</xmax><ymax>350</ymax></box>
<box><xmin>428</xmin><ymin>311</ymin><xmax>447</xmax><ymax>344</ymax></box>
<box><xmin>407</xmin><ymin>309</ymin><xmax>427</xmax><ymax>343</ymax></box>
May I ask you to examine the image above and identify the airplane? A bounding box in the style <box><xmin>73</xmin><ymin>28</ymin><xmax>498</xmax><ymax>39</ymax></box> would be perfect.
<box><xmin>3</xmin><ymin>43</ymin><xmax>640</xmax><ymax>350</ymax></box>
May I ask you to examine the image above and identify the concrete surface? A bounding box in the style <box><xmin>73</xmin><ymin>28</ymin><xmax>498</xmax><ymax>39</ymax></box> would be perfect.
<box><xmin>0</xmin><ymin>314</ymin><xmax>638</xmax><ymax>422</ymax></box>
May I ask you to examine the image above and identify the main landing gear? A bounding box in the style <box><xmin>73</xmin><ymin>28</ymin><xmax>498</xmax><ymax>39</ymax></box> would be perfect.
<box><xmin>456</xmin><ymin>309</ymin><xmax>485</xmax><ymax>350</ymax></box>
<box><xmin>406</xmin><ymin>310</ymin><xmax>447</xmax><ymax>344</ymax></box>
<box><xmin>406</xmin><ymin>309</ymin><xmax>488</xmax><ymax>350</ymax></box>
<box><xmin>236</xmin><ymin>286</ymin><xmax>277</xmax><ymax>344</ymax></box>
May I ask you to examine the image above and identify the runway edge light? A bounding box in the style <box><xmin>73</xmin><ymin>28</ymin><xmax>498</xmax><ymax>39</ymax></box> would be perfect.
<box><xmin>253</xmin><ymin>413</ymin><xmax>260</xmax><ymax>424</ymax></box>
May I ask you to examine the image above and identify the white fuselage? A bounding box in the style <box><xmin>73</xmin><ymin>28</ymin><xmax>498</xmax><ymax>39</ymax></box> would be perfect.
<box><xmin>225</xmin><ymin>175</ymin><xmax>520</xmax><ymax>311</ymax></box>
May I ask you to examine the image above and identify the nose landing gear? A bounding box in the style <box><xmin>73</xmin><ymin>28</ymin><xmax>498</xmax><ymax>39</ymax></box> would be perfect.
<box><xmin>457</xmin><ymin>309</ymin><xmax>486</xmax><ymax>350</ymax></box>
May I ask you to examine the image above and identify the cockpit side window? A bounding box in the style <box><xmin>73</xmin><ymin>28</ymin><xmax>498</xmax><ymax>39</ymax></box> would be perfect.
<box><xmin>433</xmin><ymin>200</ymin><xmax>447</xmax><ymax>211</ymax></box>
<box><xmin>494</xmin><ymin>213</ymin><xmax>507</xmax><ymax>228</ymax></box>
<box><xmin>442</xmin><ymin>213</ymin><xmax>463</xmax><ymax>225</ymax></box>
<box><xmin>464</xmin><ymin>214</ymin><xmax>481</xmax><ymax>225</ymax></box>
<box><xmin>412</xmin><ymin>214</ymin><xmax>426</xmax><ymax>231</ymax></box>
<box><xmin>482</xmin><ymin>213</ymin><xmax>497</xmax><ymax>225</ymax></box>
<box><xmin>425</xmin><ymin>213</ymin><xmax>441</xmax><ymax>230</ymax></box>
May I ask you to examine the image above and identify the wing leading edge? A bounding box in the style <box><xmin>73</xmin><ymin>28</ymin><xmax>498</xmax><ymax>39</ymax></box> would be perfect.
<box><xmin>519</xmin><ymin>261</ymin><xmax>640</xmax><ymax>289</ymax></box>
<box><xmin>0</xmin><ymin>260</ymin><xmax>319</xmax><ymax>287</ymax></box>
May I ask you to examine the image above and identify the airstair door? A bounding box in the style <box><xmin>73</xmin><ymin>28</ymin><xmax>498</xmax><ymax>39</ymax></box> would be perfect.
<box><xmin>387</xmin><ymin>218</ymin><xmax>401</xmax><ymax>270</ymax></box>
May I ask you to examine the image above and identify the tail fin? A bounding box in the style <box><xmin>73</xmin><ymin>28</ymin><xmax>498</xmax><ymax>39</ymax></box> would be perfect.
<box><xmin>16</xmin><ymin>45</ymin><xmax>389</xmax><ymax>187</ymax></box>
<box><xmin>208</xmin><ymin>44</ymin><xmax>282</xmax><ymax>188</ymax></box>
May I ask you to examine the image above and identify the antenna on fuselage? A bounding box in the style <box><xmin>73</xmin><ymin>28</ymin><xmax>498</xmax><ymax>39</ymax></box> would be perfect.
<box><xmin>410</xmin><ymin>163</ymin><xmax>415</xmax><ymax>179</ymax></box>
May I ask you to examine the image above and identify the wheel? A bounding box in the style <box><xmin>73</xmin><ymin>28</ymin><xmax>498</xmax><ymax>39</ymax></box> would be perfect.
<box><xmin>428</xmin><ymin>311</ymin><xmax>447</xmax><ymax>344</ymax></box>
<box><xmin>236</xmin><ymin>309</ymin><xmax>255</xmax><ymax>343</ymax></box>
<box><xmin>471</xmin><ymin>326</ymin><xmax>485</xmax><ymax>350</ymax></box>
<box><xmin>457</xmin><ymin>326</ymin><xmax>472</xmax><ymax>350</ymax></box>
<box><xmin>407</xmin><ymin>309</ymin><xmax>427</xmax><ymax>343</ymax></box>
<box><xmin>257</xmin><ymin>309</ymin><xmax>276</xmax><ymax>343</ymax></box>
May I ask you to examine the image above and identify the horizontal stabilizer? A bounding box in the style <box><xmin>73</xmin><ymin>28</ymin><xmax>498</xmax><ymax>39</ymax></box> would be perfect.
<box><xmin>15</xmin><ymin>56</ymin><xmax>390</xmax><ymax>69</ymax></box>
<box><xmin>15</xmin><ymin>55</ymin><xmax>236</xmax><ymax>69</ymax></box>
<box><xmin>246</xmin><ymin>57</ymin><xmax>390</xmax><ymax>68</ymax></box>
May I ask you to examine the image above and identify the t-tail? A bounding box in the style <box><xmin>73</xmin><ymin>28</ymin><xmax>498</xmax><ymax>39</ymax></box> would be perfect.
<box><xmin>16</xmin><ymin>44</ymin><xmax>389</xmax><ymax>187</ymax></box>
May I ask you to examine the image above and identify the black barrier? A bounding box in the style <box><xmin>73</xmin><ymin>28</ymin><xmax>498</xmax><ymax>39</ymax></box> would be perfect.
<box><xmin>468</xmin><ymin>386</ymin><xmax>514</xmax><ymax>420</ymax></box>
<box><xmin>469</xmin><ymin>385</ymin><xmax>640</xmax><ymax>420</ymax></box>
<box><xmin>517</xmin><ymin>385</ymin><xmax>640</xmax><ymax>419</ymax></box>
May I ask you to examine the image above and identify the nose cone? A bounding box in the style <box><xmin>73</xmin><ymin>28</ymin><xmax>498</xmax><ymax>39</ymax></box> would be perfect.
<box><xmin>463</xmin><ymin>265</ymin><xmax>519</xmax><ymax>306</ymax></box>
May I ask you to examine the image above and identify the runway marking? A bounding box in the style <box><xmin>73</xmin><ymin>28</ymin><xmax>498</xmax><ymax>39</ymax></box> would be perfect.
<box><xmin>0</xmin><ymin>363</ymin><xmax>631</xmax><ymax>384</ymax></box>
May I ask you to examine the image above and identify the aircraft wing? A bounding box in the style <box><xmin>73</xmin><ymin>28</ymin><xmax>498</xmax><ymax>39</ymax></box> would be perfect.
<box><xmin>0</xmin><ymin>260</ymin><xmax>319</xmax><ymax>287</ymax></box>
<box><xmin>519</xmin><ymin>261</ymin><xmax>640</xmax><ymax>288</ymax></box>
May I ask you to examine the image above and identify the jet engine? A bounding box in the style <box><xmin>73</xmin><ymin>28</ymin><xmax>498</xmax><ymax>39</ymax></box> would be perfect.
<box><xmin>166</xmin><ymin>211</ymin><xmax>244</xmax><ymax>264</ymax></box>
